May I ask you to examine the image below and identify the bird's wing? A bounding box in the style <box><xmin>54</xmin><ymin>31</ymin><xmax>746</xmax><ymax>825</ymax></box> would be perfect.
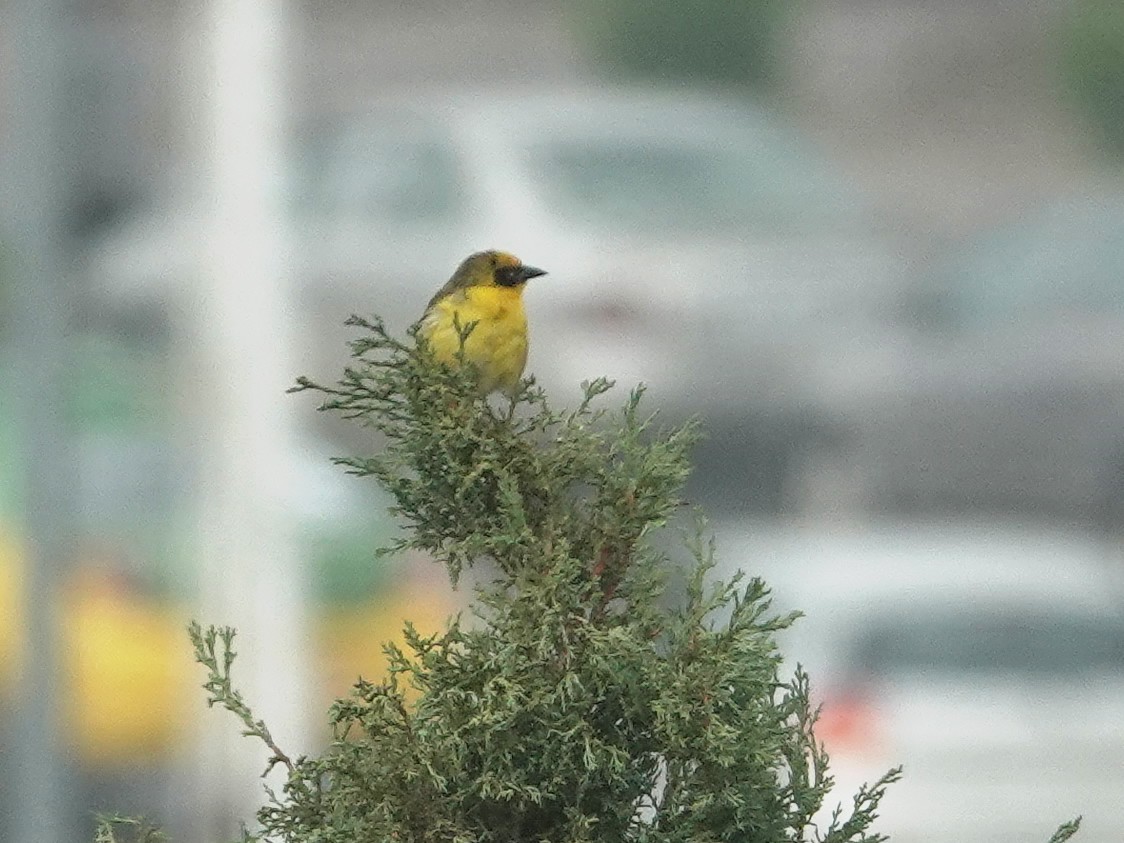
<box><xmin>424</xmin><ymin>276</ymin><xmax>466</xmax><ymax>314</ymax></box>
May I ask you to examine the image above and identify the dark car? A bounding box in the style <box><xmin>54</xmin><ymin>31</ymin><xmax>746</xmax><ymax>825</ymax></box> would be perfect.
<box><xmin>841</xmin><ymin>193</ymin><xmax>1124</xmax><ymax>524</ymax></box>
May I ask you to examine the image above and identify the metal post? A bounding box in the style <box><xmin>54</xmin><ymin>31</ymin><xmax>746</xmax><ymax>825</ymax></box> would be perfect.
<box><xmin>2</xmin><ymin>0</ymin><xmax>76</xmax><ymax>841</ymax></box>
<box><xmin>182</xmin><ymin>0</ymin><xmax>310</xmax><ymax>838</ymax></box>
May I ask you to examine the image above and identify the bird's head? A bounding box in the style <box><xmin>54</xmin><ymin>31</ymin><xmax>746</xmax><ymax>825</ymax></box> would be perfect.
<box><xmin>452</xmin><ymin>250</ymin><xmax>547</xmax><ymax>291</ymax></box>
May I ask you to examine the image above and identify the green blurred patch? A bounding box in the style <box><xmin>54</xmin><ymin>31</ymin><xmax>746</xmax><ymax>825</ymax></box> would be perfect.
<box><xmin>1063</xmin><ymin>0</ymin><xmax>1124</xmax><ymax>161</ymax></box>
<box><xmin>0</xmin><ymin>244</ymin><xmax>9</xmax><ymax>342</ymax></box>
<box><xmin>66</xmin><ymin>332</ymin><xmax>171</xmax><ymax>434</ymax></box>
<box><xmin>0</xmin><ymin>382</ymin><xmax>18</xmax><ymax>521</ymax></box>
<box><xmin>305</xmin><ymin>524</ymin><xmax>396</xmax><ymax>604</ymax></box>
<box><xmin>571</xmin><ymin>0</ymin><xmax>795</xmax><ymax>90</ymax></box>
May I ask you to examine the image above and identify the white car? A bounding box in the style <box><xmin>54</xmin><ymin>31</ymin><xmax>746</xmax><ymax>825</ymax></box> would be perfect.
<box><xmin>86</xmin><ymin>87</ymin><xmax>902</xmax><ymax>511</ymax></box>
<box><xmin>712</xmin><ymin>519</ymin><xmax>1124</xmax><ymax>843</ymax></box>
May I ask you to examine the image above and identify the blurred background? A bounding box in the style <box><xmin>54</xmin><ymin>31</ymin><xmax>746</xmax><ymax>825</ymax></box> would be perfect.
<box><xmin>3</xmin><ymin>0</ymin><xmax>1124</xmax><ymax>840</ymax></box>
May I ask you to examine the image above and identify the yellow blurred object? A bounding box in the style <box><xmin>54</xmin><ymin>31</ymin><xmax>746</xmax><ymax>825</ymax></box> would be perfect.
<box><xmin>1</xmin><ymin>530</ymin><xmax>455</xmax><ymax>763</ymax></box>
<box><xmin>60</xmin><ymin>566</ymin><xmax>193</xmax><ymax>765</ymax></box>
<box><xmin>419</xmin><ymin>250</ymin><xmax>547</xmax><ymax>396</ymax></box>
<box><xmin>316</xmin><ymin>567</ymin><xmax>456</xmax><ymax>705</ymax></box>
<box><xmin>0</xmin><ymin>528</ymin><xmax>23</xmax><ymax>691</ymax></box>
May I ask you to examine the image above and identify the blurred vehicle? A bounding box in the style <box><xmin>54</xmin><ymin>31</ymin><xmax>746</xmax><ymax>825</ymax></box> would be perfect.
<box><xmin>714</xmin><ymin>519</ymin><xmax>1124</xmax><ymax>843</ymax></box>
<box><xmin>84</xmin><ymin>86</ymin><xmax>903</xmax><ymax>513</ymax></box>
<box><xmin>838</xmin><ymin>194</ymin><xmax>1124</xmax><ymax>524</ymax></box>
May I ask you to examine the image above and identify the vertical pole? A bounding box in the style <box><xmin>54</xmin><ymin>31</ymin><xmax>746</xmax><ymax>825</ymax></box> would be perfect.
<box><xmin>185</xmin><ymin>0</ymin><xmax>309</xmax><ymax>837</ymax></box>
<box><xmin>2</xmin><ymin>0</ymin><xmax>75</xmax><ymax>841</ymax></box>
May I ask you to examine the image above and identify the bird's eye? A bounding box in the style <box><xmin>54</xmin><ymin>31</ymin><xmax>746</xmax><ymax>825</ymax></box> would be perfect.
<box><xmin>495</xmin><ymin>265</ymin><xmax>518</xmax><ymax>286</ymax></box>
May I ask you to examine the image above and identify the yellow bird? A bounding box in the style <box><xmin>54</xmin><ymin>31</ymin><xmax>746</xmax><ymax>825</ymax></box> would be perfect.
<box><xmin>418</xmin><ymin>250</ymin><xmax>547</xmax><ymax>395</ymax></box>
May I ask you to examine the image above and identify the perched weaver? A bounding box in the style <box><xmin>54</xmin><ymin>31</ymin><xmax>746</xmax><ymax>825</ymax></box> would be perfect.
<box><xmin>417</xmin><ymin>250</ymin><xmax>547</xmax><ymax>395</ymax></box>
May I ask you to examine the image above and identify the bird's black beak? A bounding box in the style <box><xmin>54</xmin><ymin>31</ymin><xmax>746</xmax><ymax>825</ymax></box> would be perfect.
<box><xmin>519</xmin><ymin>265</ymin><xmax>547</xmax><ymax>281</ymax></box>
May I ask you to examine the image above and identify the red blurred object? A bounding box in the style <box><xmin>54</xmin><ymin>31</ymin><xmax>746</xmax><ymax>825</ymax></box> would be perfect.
<box><xmin>816</xmin><ymin>684</ymin><xmax>882</xmax><ymax>758</ymax></box>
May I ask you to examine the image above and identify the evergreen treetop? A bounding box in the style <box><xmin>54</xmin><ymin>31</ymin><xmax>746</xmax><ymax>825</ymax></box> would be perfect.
<box><xmin>102</xmin><ymin>314</ymin><xmax>1082</xmax><ymax>843</ymax></box>
<box><xmin>264</xmin><ymin>315</ymin><xmax>899</xmax><ymax>842</ymax></box>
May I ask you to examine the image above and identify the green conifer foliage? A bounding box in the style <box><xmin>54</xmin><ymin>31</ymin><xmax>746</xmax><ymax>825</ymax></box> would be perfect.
<box><xmin>97</xmin><ymin>315</ymin><xmax>1087</xmax><ymax>843</ymax></box>
<box><xmin>232</xmin><ymin>314</ymin><xmax>894</xmax><ymax>843</ymax></box>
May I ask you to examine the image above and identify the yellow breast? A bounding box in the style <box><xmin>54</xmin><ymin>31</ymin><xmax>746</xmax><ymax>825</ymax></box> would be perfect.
<box><xmin>422</xmin><ymin>285</ymin><xmax>529</xmax><ymax>395</ymax></box>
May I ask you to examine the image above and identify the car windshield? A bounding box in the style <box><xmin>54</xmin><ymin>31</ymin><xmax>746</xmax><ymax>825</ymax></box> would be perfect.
<box><xmin>925</xmin><ymin>203</ymin><xmax>1124</xmax><ymax>329</ymax></box>
<box><xmin>522</xmin><ymin>135</ymin><xmax>855</xmax><ymax>234</ymax></box>
<box><xmin>852</xmin><ymin>611</ymin><xmax>1124</xmax><ymax>676</ymax></box>
<box><xmin>293</xmin><ymin>120</ymin><xmax>467</xmax><ymax>227</ymax></box>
